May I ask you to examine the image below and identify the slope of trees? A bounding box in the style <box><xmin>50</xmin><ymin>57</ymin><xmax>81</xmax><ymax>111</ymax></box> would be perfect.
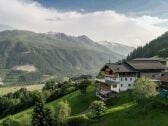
<box><xmin>127</xmin><ymin>32</ymin><xmax>168</xmax><ymax>59</ymax></box>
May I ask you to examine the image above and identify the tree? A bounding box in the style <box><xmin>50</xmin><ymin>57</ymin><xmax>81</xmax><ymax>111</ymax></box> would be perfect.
<box><xmin>89</xmin><ymin>100</ymin><xmax>106</xmax><ymax>118</ymax></box>
<box><xmin>56</xmin><ymin>101</ymin><xmax>71</xmax><ymax>126</ymax></box>
<box><xmin>133</xmin><ymin>77</ymin><xmax>158</xmax><ymax>106</ymax></box>
<box><xmin>44</xmin><ymin>106</ymin><xmax>56</xmax><ymax>126</ymax></box>
<box><xmin>78</xmin><ymin>80</ymin><xmax>92</xmax><ymax>95</ymax></box>
<box><xmin>43</xmin><ymin>80</ymin><xmax>57</xmax><ymax>91</ymax></box>
<box><xmin>31</xmin><ymin>95</ymin><xmax>55</xmax><ymax>126</ymax></box>
<box><xmin>158</xmin><ymin>48</ymin><xmax>168</xmax><ymax>58</ymax></box>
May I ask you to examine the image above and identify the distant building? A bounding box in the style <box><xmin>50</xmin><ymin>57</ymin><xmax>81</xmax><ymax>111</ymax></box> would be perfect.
<box><xmin>63</xmin><ymin>77</ymin><xmax>70</xmax><ymax>82</ymax></box>
<box><xmin>96</xmin><ymin>58</ymin><xmax>167</xmax><ymax>100</ymax></box>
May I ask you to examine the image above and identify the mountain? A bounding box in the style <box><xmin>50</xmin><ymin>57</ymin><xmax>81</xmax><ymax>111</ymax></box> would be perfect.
<box><xmin>0</xmin><ymin>30</ymin><xmax>131</xmax><ymax>84</ymax></box>
<box><xmin>127</xmin><ymin>32</ymin><xmax>168</xmax><ymax>60</ymax></box>
<box><xmin>97</xmin><ymin>41</ymin><xmax>134</xmax><ymax>56</ymax></box>
<box><xmin>0</xmin><ymin>24</ymin><xmax>13</xmax><ymax>31</ymax></box>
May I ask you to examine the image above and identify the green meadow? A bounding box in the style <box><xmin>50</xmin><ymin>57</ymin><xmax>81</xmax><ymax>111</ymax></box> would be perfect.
<box><xmin>0</xmin><ymin>84</ymin><xmax>168</xmax><ymax>126</ymax></box>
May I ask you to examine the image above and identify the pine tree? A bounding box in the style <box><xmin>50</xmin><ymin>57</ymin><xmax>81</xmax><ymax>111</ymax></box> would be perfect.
<box><xmin>31</xmin><ymin>96</ymin><xmax>55</xmax><ymax>126</ymax></box>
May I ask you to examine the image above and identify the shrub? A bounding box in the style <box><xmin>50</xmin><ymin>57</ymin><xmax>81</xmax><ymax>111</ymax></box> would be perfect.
<box><xmin>68</xmin><ymin>114</ymin><xmax>89</xmax><ymax>126</ymax></box>
<box><xmin>2</xmin><ymin>116</ymin><xmax>20</xmax><ymax>126</ymax></box>
<box><xmin>55</xmin><ymin>101</ymin><xmax>71</xmax><ymax>126</ymax></box>
<box><xmin>89</xmin><ymin>100</ymin><xmax>106</xmax><ymax>118</ymax></box>
<box><xmin>133</xmin><ymin>77</ymin><xmax>157</xmax><ymax>107</ymax></box>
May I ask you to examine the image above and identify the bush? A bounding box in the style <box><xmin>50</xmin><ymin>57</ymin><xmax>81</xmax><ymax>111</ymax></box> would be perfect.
<box><xmin>56</xmin><ymin>101</ymin><xmax>71</xmax><ymax>125</ymax></box>
<box><xmin>2</xmin><ymin>116</ymin><xmax>21</xmax><ymax>126</ymax></box>
<box><xmin>89</xmin><ymin>100</ymin><xmax>106</xmax><ymax>118</ymax></box>
<box><xmin>133</xmin><ymin>77</ymin><xmax>157</xmax><ymax>107</ymax></box>
<box><xmin>68</xmin><ymin>114</ymin><xmax>89</xmax><ymax>126</ymax></box>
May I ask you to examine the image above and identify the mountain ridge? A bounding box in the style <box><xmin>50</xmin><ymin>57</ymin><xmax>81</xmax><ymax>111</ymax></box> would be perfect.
<box><xmin>0</xmin><ymin>30</ymin><xmax>133</xmax><ymax>84</ymax></box>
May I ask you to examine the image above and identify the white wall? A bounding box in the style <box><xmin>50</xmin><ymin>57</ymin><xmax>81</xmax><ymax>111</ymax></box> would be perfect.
<box><xmin>110</xmin><ymin>83</ymin><xmax>120</xmax><ymax>93</ymax></box>
<box><xmin>119</xmin><ymin>77</ymin><xmax>137</xmax><ymax>91</ymax></box>
<box><xmin>104</xmin><ymin>74</ymin><xmax>137</xmax><ymax>92</ymax></box>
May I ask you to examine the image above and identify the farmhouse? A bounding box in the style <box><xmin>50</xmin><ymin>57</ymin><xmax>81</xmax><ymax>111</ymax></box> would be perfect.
<box><xmin>96</xmin><ymin>58</ymin><xmax>167</xmax><ymax>100</ymax></box>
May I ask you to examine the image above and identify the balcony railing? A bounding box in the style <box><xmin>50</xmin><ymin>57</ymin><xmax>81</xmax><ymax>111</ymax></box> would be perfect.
<box><xmin>96</xmin><ymin>91</ymin><xmax>118</xmax><ymax>100</ymax></box>
<box><xmin>95</xmin><ymin>78</ymin><xmax>118</xmax><ymax>84</ymax></box>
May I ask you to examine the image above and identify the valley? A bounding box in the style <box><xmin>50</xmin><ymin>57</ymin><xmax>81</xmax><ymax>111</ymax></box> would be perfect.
<box><xmin>0</xmin><ymin>30</ymin><xmax>133</xmax><ymax>85</ymax></box>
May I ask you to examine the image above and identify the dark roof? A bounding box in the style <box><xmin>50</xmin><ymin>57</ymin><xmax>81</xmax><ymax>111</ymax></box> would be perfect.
<box><xmin>126</xmin><ymin>60</ymin><xmax>166</xmax><ymax>70</ymax></box>
<box><xmin>106</xmin><ymin>63</ymin><xmax>137</xmax><ymax>73</ymax></box>
<box><xmin>133</xmin><ymin>57</ymin><xmax>166</xmax><ymax>62</ymax></box>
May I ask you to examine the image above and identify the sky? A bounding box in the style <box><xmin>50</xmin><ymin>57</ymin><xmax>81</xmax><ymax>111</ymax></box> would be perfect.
<box><xmin>0</xmin><ymin>0</ymin><xmax>168</xmax><ymax>47</ymax></box>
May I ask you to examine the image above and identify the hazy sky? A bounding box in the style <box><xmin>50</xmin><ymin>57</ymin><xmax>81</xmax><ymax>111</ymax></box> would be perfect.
<box><xmin>0</xmin><ymin>0</ymin><xmax>168</xmax><ymax>47</ymax></box>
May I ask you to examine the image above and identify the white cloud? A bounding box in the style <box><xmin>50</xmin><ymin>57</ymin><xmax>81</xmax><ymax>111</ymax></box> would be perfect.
<box><xmin>0</xmin><ymin>0</ymin><xmax>167</xmax><ymax>47</ymax></box>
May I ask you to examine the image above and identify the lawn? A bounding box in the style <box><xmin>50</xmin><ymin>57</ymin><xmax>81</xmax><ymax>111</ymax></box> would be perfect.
<box><xmin>89</xmin><ymin>103</ymin><xmax>168</xmax><ymax>126</ymax></box>
<box><xmin>89</xmin><ymin>91</ymin><xmax>168</xmax><ymax>126</ymax></box>
<box><xmin>0</xmin><ymin>84</ymin><xmax>44</xmax><ymax>96</ymax></box>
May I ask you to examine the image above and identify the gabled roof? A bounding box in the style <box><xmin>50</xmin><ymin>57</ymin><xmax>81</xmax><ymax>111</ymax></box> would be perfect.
<box><xmin>126</xmin><ymin>60</ymin><xmax>166</xmax><ymax>70</ymax></box>
<box><xmin>106</xmin><ymin>63</ymin><xmax>137</xmax><ymax>73</ymax></box>
<box><xmin>133</xmin><ymin>57</ymin><xmax>166</xmax><ymax>62</ymax></box>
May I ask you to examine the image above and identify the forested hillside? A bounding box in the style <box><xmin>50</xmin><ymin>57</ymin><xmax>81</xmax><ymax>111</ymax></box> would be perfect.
<box><xmin>0</xmin><ymin>30</ymin><xmax>131</xmax><ymax>84</ymax></box>
<box><xmin>127</xmin><ymin>32</ymin><xmax>168</xmax><ymax>60</ymax></box>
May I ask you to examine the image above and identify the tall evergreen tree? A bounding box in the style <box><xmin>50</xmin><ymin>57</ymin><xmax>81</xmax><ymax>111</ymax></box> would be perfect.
<box><xmin>31</xmin><ymin>95</ymin><xmax>55</xmax><ymax>126</ymax></box>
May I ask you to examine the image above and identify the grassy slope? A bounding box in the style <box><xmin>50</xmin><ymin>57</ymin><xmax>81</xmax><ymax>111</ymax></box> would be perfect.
<box><xmin>90</xmin><ymin>103</ymin><xmax>168</xmax><ymax>126</ymax></box>
<box><xmin>90</xmin><ymin>91</ymin><xmax>168</xmax><ymax>126</ymax></box>
<box><xmin>0</xmin><ymin>84</ymin><xmax>44</xmax><ymax>96</ymax></box>
<box><xmin>0</xmin><ymin>84</ymin><xmax>97</xmax><ymax>125</ymax></box>
<box><xmin>1</xmin><ymin>84</ymin><xmax>168</xmax><ymax>126</ymax></box>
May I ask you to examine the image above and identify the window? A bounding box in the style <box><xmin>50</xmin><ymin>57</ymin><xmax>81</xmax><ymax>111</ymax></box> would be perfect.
<box><xmin>121</xmin><ymin>84</ymin><xmax>123</xmax><ymax>87</ymax></box>
<box><xmin>125</xmin><ymin>78</ymin><xmax>127</xmax><ymax>81</ymax></box>
<box><xmin>128</xmin><ymin>84</ymin><xmax>131</xmax><ymax>87</ymax></box>
<box><xmin>121</xmin><ymin>78</ymin><xmax>123</xmax><ymax>81</ymax></box>
<box><xmin>113</xmin><ymin>84</ymin><xmax>117</xmax><ymax>88</ymax></box>
<box><xmin>130</xmin><ymin>78</ymin><xmax>132</xmax><ymax>81</ymax></box>
<box><xmin>152</xmin><ymin>75</ymin><xmax>155</xmax><ymax>78</ymax></box>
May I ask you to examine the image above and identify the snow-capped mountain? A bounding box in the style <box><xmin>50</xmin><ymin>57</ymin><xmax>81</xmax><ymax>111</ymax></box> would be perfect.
<box><xmin>97</xmin><ymin>41</ymin><xmax>134</xmax><ymax>56</ymax></box>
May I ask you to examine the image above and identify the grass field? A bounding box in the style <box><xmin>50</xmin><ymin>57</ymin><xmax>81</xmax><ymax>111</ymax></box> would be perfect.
<box><xmin>1</xmin><ymin>84</ymin><xmax>168</xmax><ymax>126</ymax></box>
<box><xmin>0</xmin><ymin>84</ymin><xmax>97</xmax><ymax>125</ymax></box>
<box><xmin>0</xmin><ymin>84</ymin><xmax>44</xmax><ymax>96</ymax></box>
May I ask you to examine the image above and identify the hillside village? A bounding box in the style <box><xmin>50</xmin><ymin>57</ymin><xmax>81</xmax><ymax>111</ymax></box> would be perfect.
<box><xmin>96</xmin><ymin>57</ymin><xmax>168</xmax><ymax>100</ymax></box>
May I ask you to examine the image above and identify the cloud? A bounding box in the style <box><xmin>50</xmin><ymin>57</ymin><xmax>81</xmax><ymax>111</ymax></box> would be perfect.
<box><xmin>0</xmin><ymin>0</ymin><xmax>167</xmax><ymax>47</ymax></box>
